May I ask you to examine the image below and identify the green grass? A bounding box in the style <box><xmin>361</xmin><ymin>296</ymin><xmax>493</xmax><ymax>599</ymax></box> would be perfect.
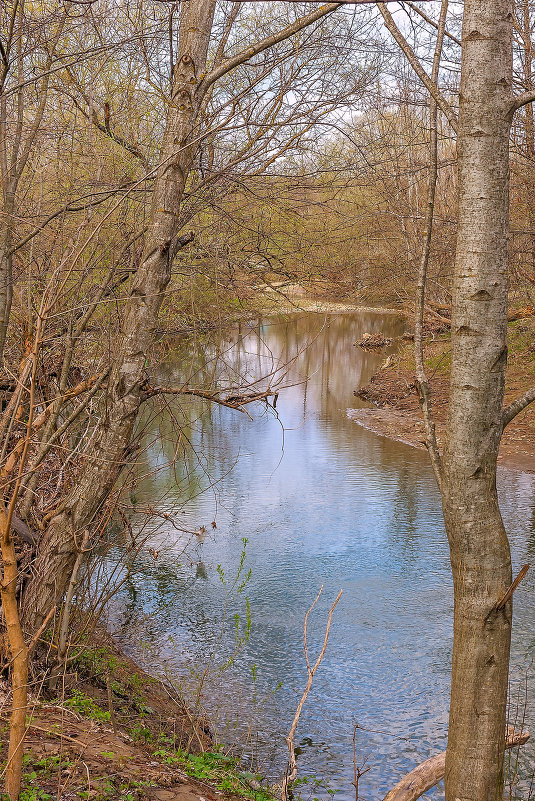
<box><xmin>153</xmin><ymin>745</ymin><xmax>274</xmax><ymax>801</ymax></box>
<box><xmin>60</xmin><ymin>689</ymin><xmax>110</xmax><ymax>723</ymax></box>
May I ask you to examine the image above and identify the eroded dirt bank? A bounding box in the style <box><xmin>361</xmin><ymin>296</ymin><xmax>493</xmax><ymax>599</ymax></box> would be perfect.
<box><xmin>0</xmin><ymin>629</ymin><xmax>272</xmax><ymax>801</ymax></box>
<box><xmin>350</xmin><ymin>320</ymin><xmax>535</xmax><ymax>473</ymax></box>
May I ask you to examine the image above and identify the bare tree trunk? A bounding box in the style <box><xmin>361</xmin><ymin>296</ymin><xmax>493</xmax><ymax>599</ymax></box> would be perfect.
<box><xmin>21</xmin><ymin>0</ymin><xmax>341</xmax><ymax>634</ymax></box>
<box><xmin>0</xmin><ymin>504</ymin><xmax>28</xmax><ymax>801</ymax></box>
<box><xmin>442</xmin><ymin>0</ymin><xmax>513</xmax><ymax>796</ymax></box>
<box><xmin>22</xmin><ymin>0</ymin><xmax>218</xmax><ymax>630</ymax></box>
<box><xmin>0</xmin><ymin>190</ymin><xmax>15</xmax><ymax>360</ymax></box>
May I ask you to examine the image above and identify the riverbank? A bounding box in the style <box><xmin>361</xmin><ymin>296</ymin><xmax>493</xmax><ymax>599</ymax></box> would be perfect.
<box><xmin>156</xmin><ymin>283</ymin><xmax>405</xmax><ymax>336</ymax></box>
<box><xmin>350</xmin><ymin>317</ymin><xmax>535</xmax><ymax>473</ymax></box>
<box><xmin>1</xmin><ymin>630</ymin><xmax>273</xmax><ymax>801</ymax></box>
<box><xmin>255</xmin><ymin>285</ymin><xmax>403</xmax><ymax>316</ymax></box>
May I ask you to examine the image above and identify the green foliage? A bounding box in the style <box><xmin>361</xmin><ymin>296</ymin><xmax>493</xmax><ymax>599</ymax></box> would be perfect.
<box><xmin>130</xmin><ymin>722</ymin><xmax>154</xmax><ymax>742</ymax></box>
<box><xmin>71</xmin><ymin>645</ymin><xmax>118</xmax><ymax>677</ymax></box>
<box><xmin>152</xmin><ymin>745</ymin><xmax>273</xmax><ymax>801</ymax></box>
<box><xmin>292</xmin><ymin>775</ymin><xmax>339</xmax><ymax>801</ymax></box>
<box><xmin>19</xmin><ymin>789</ymin><xmax>53</xmax><ymax>801</ymax></box>
<box><xmin>76</xmin><ymin>776</ymin><xmax>154</xmax><ymax>801</ymax></box>
<box><xmin>3</xmin><ymin>755</ymin><xmax>76</xmax><ymax>801</ymax></box>
<box><xmin>215</xmin><ymin>538</ymin><xmax>253</xmax><ymax>673</ymax></box>
<box><xmin>23</xmin><ymin>754</ymin><xmax>72</xmax><ymax>773</ymax></box>
<box><xmin>60</xmin><ymin>689</ymin><xmax>111</xmax><ymax>722</ymax></box>
<box><xmin>77</xmin><ymin>776</ymin><xmax>116</xmax><ymax>800</ymax></box>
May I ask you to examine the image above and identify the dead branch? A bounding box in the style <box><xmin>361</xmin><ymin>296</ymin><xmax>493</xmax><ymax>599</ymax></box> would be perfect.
<box><xmin>142</xmin><ymin>384</ymin><xmax>278</xmax><ymax>414</ymax></box>
<box><xmin>503</xmin><ymin>385</ymin><xmax>535</xmax><ymax>427</ymax></box>
<box><xmin>352</xmin><ymin>723</ymin><xmax>370</xmax><ymax>801</ymax></box>
<box><xmin>0</xmin><ymin>372</ymin><xmax>107</xmax><ymax>487</ymax></box>
<box><xmin>381</xmin><ymin>725</ymin><xmax>530</xmax><ymax>801</ymax></box>
<box><xmin>281</xmin><ymin>586</ymin><xmax>343</xmax><ymax>801</ymax></box>
<box><xmin>485</xmin><ymin>564</ymin><xmax>530</xmax><ymax>620</ymax></box>
<box><xmin>426</xmin><ymin>300</ymin><xmax>535</xmax><ymax>325</ymax></box>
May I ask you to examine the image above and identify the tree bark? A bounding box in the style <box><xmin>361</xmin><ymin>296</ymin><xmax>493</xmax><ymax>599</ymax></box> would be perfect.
<box><xmin>442</xmin><ymin>0</ymin><xmax>514</xmax><ymax>797</ymax></box>
<box><xmin>0</xmin><ymin>189</ymin><xmax>15</xmax><ymax>360</ymax></box>
<box><xmin>22</xmin><ymin>0</ymin><xmax>218</xmax><ymax>631</ymax></box>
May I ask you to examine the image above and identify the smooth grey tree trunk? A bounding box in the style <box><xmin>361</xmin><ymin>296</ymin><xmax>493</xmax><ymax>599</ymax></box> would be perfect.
<box><xmin>442</xmin><ymin>0</ymin><xmax>514</xmax><ymax>797</ymax></box>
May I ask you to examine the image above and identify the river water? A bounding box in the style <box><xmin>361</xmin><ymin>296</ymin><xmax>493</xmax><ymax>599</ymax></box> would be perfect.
<box><xmin>111</xmin><ymin>312</ymin><xmax>535</xmax><ymax>800</ymax></box>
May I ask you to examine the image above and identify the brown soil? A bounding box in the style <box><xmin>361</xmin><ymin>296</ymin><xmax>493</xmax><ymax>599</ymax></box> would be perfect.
<box><xmin>0</xmin><ymin>630</ymin><xmax>266</xmax><ymax>801</ymax></box>
<box><xmin>350</xmin><ymin>328</ymin><xmax>535</xmax><ymax>473</ymax></box>
<box><xmin>19</xmin><ymin>706</ymin><xmax>212</xmax><ymax>801</ymax></box>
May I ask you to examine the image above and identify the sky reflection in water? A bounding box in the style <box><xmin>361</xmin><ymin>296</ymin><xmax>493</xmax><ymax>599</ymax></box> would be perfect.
<box><xmin>112</xmin><ymin>313</ymin><xmax>535</xmax><ymax>801</ymax></box>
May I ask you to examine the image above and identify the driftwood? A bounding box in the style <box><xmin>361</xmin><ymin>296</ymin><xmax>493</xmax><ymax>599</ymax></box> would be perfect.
<box><xmin>382</xmin><ymin>725</ymin><xmax>530</xmax><ymax>801</ymax></box>
<box><xmin>426</xmin><ymin>300</ymin><xmax>535</xmax><ymax>324</ymax></box>
<box><xmin>354</xmin><ymin>333</ymin><xmax>393</xmax><ymax>351</ymax></box>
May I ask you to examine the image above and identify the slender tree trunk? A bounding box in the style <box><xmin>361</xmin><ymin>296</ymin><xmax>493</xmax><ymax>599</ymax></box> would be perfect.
<box><xmin>442</xmin><ymin>0</ymin><xmax>513</xmax><ymax>797</ymax></box>
<box><xmin>519</xmin><ymin>0</ymin><xmax>535</xmax><ymax>269</ymax></box>
<box><xmin>0</xmin><ymin>189</ymin><xmax>15</xmax><ymax>361</ymax></box>
<box><xmin>22</xmin><ymin>0</ymin><xmax>217</xmax><ymax>631</ymax></box>
<box><xmin>0</xmin><ymin>505</ymin><xmax>28</xmax><ymax>801</ymax></box>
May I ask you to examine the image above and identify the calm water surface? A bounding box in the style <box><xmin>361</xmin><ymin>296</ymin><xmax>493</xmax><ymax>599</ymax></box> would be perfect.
<box><xmin>111</xmin><ymin>312</ymin><xmax>535</xmax><ymax>800</ymax></box>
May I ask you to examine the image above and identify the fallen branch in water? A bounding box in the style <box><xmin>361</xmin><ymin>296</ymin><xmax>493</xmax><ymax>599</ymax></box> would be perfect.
<box><xmin>382</xmin><ymin>725</ymin><xmax>530</xmax><ymax>801</ymax></box>
<box><xmin>142</xmin><ymin>383</ymin><xmax>278</xmax><ymax>417</ymax></box>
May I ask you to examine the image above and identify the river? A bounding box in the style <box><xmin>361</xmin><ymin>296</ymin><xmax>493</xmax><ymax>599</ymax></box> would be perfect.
<box><xmin>111</xmin><ymin>311</ymin><xmax>535</xmax><ymax>801</ymax></box>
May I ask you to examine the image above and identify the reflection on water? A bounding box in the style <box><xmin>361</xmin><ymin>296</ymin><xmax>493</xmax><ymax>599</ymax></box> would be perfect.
<box><xmin>112</xmin><ymin>313</ymin><xmax>535</xmax><ymax>800</ymax></box>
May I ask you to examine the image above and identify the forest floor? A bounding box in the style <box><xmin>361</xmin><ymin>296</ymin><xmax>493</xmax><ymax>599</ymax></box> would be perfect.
<box><xmin>350</xmin><ymin>316</ymin><xmax>535</xmax><ymax>473</ymax></box>
<box><xmin>0</xmin><ymin>629</ymin><xmax>273</xmax><ymax>801</ymax></box>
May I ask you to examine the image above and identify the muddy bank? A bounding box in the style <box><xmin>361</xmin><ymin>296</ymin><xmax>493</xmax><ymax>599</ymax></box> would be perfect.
<box><xmin>350</xmin><ymin>336</ymin><xmax>535</xmax><ymax>474</ymax></box>
<box><xmin>1</xmin><ymin>629</ymin><xmax>272</xmax><ymax>801</ymax></box>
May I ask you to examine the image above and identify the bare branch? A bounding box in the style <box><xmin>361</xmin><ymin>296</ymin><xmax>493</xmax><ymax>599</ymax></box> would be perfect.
<box><xmin>502</xmin><ymin>384</ymin><xmax>535</xmax><ymax>427</ymax></box>
<box><xmin>64</xmin><ymin>67</ymin><xmax>149</xmax><ymax>169</ymax></box>
<box><xmin>281</xmin><ymin>587</ymin><xmax>343</xmax><ymax>801</ymax></box>
<box><xmin>142</xmin><ymin>384</ymin><xmax>278</xmax><ymax>417</ymax></box>
<box><xmin>377</xmin><ymin>4</ymin><xmax>458</xmax><ymax>131</ymax></box>
<box><xmin>509</xmin><ymin>88</ymin><xmax>535</xmax><ymax>117</ymax></box>
<box><xmin>8</xmin><ymin>184</ymin><xmax>146</xmax><ymax>257</ymax></box>
<box><xmin>212</xmin><ymin>1</ymin><xmax>241</xmax><ymax>71</ymax></box>
<box><xmin>200</xmin><ymin>3</ymin><xmax>342</xmax><ymax>95</ymax></box>
<box><xmin>404</xmin><ymin>2</ymin><xmax>461</xmax><ymax>46</ymax></box>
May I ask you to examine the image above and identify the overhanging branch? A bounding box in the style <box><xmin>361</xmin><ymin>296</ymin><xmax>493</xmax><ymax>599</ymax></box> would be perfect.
<box><xmin>142</xmin><ymin>384</ymin><xmax>278</xmax><ymax>417</ymax></box>
<box><xmin>404</xmin><ymin>2</ymin><xmax>461</xmax><ymax>46</ymax></box>
<box><xmin>378</xmin><ymin>4</ymin><xmax>458</xmax><ymax>131</ymax></box>
<box><xmin>200</xmin><ymin>3</ymin><xmax>342</xmax><ymax>95</ymax></box>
